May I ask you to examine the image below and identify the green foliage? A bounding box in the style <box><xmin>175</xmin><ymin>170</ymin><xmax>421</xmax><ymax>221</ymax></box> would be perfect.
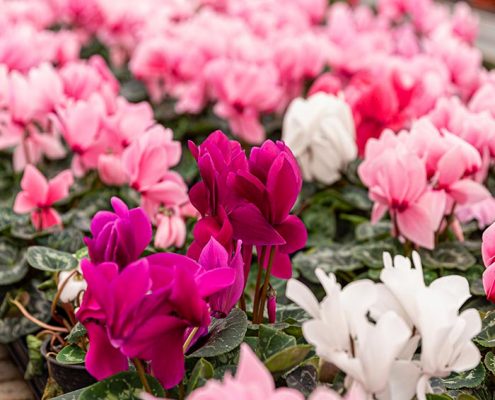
<box><xmin>79</xmin><ymin>372</ymin><xmax>165</xmax><ymax>400</ymax></box>
<box><xmin>419</xmin><ymin>242</ymin><xmax>476</xmax><ymax>271</ymax></box>
<box><xmin>0</xmin><ymin>239</ymin><xmax>28</xmax><ymax>285</ymax></box>
<box><xmin>189</xmin><ymin>308</ymin><xmax>248</xmax><ymax>358</ymax></box>
<box><xmin>56</xmin><ymin>345</ymin><xmax>86</xmax><ymax>365</ymax></box>
<box><xmin>65</xmin><ymin>322</ymin><xmax>88</xmax><ymax>345</ymax></box>
<box><xmin>26</xmin><ymin>246</ymin><xmax>78</xmax><ymax>272</ymax></box>
<box><xmin>187</xmin><ymin>358</ymin><xmax>214</xmax><ymax>394</ymax></box>
<box><xmin>441</xmin><ymin>363</ymin><xmax>486</xmax><ymax>389</ymax></box>
<box><xmin>24</xmin><ymin>334</ymin><xmax>43</xmax><ymax>379</ymax></box>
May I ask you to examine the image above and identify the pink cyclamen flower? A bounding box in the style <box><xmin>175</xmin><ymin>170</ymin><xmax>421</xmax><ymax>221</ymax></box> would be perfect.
<box><xmin>13</xmin><ymin>165</ymin><xmax>73</xmax><ymax>230</ymax></box>
<box><xmin>198</xmin><ymin>238</ymin><xmax>244</xmax><ymax>317</ymax></box>
<box><xmin>230</xmin><ymin>140</ymin><xmax>308</xmax><ymax>278</ymax></box>
<box><xmin>141</xmin><ymin>344</ymin><xmax>366</xmax><ymax>400</ymax></box>
<box><xmin>77</xmin><ymin>255</ymin><xmax>235</xmax><ymax>389</ymax></box>
<box><xmin>482</xmin><ymin>223</ymin><xmax>495</xmax><ymax>302</ymax></box>
<box><xmin>358</xmin><ymin>132</ymin><xmax>445</xmax><ymax>249</ymax></box>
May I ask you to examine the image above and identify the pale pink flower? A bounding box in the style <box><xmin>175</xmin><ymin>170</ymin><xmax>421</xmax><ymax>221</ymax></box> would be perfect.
<box><xmin>13</xmin><ymin>165</ymin><xmax>73</xmax><ymax>230</ymax></box>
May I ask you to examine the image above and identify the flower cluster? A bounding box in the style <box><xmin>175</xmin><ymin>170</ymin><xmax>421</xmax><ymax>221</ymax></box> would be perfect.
<box><xmin>358</xmin><ymin>118</ymin><xmax>491</xmax><ymax>249</ymax></box>
<box><xmin>482</xmin><ymin>223</ymin><xmax>495</xmax><ymax>301</ymax></box>
<box><xmin>287</xmin><ymin>251</ymin><xmax>481</xmax><ymax>400</ymax></box>
<box><xmin>76</xmin><ymin>196</ymin><xmax>244</xmax><ymax>388</ymax></box>
<box><xmin>2</xmin><ymin>47</ymin><xmax>192</xmax><ymax>244</ymax></box>
<box><xmin>188</xmin><ymin>130</ymin><xmax>307</xmax><ymax>321</ymax></box>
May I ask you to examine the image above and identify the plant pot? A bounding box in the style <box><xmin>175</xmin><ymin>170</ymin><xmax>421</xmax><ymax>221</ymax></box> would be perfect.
<box><xmin>41</xmin><ymin>340</ymin><xmax>96</xmax><ymax>393</ymax></box>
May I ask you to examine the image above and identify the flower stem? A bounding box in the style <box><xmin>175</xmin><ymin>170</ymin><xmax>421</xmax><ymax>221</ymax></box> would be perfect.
<box><xmin>9</xmin><ymin>298</ymin><xmax>68</xmax><ymax>333</ymax></box>
<box><xmin>133</xmin><ymin>358</ymin><xmax>152</xmax><ymax>394</ymax></box>
<box><xmin>183</xmin><ymin>327</ymin><xmax>199</xmax><ymax>353</ymax></box>
<box><xmin>254</xmin><ymin>247</ymin><xmax>276</xmax><ymax>324</ymax></box>
<box><xmin>252</xmin><ymin>247</ymin><xmax>266</xmax><ymax>322</ymax></box>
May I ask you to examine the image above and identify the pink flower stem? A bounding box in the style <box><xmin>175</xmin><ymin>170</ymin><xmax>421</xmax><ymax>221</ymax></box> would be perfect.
<box><xmin>133</xmin><ymin>358</ymin><xmax>152</xmax><ymax>394</ymax></box>
<box><xmin>252</xmin><ymin>247</ymin><xmax>266</xmax><ymax>322</ymax></box>
<box><xmin>254</xmin><ymin>246</ymin><xmax>276</xmax><ymax>324</ymax></box>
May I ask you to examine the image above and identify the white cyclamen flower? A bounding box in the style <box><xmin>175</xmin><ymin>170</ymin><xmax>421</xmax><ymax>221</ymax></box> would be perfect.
<box><xmin>380</xmin><ymin>251</ymin><xmax>482</xmax><ymax>400</ymax></box>
<box><xmin>58</xmin><ymin>267</ymin><xmax>87</xmax><ymax>303</ymax></box>
<box><xmin>287</xmin><ymin>270</ymin><xmax>419</xmax><ymax>400</ymax></box>
<box><xmin>282</xmin><ymin>92</ymin><xmax>357</xmax><ymax>185</ymax></box>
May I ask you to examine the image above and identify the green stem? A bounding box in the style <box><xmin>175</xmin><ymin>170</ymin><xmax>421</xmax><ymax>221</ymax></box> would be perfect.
<box><xmin>254</xmin><ymin>247</ymin><xmax>276</xmax><ymax>324</ymax></box>
<box><xmin>183</xmin><ymin>327</ymin><xmax>199</xmax><ymax>353</ymax></box>
<box><xmin>133</xmin><ymin>358</ymin><xmax>152</xmax><ymax>394</ymax></box>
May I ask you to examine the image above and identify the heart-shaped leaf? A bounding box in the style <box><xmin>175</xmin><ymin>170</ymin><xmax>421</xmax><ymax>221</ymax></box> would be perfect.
<box><xmin>484</xmin><ymin>352</ymin><xmax>495</xmax><ymax>375</ymax></box>
<box><xmin>26</xmin><ymin>246</ymin><xmax>78</xmax><ymax>272</ymax></box>
<box><xmin>187</xmin><ymin>358</ymin><xmax>214</xmax><ymax>394</ymax></box>
<box><xmin>419</xmin><ymin>243</ymin><xmax>476</xmax><ymax>271</ymax></box>
<box><xmin>0</xmin><ymin>239</ymin><xmax>28</xmax><ymax>285</ymax></box>
<box><xmin>56</xmin><ymin>345</ymin><xmax>86</xmax><ymax>365</ymax></box>
<box><xmin>441</xmin><ymin>363</ymin><xmax>485</xmax><ymax>389</ymax></box>
<box><xmin>264</xmin><ymin>344</ymin><xmax>312</xmax><ymax>373</ymax></box>
<box><xmin>189</xmin><ymin>308</ymin><xmax>248</xmax><ymax>358</ymax></box>
<box><xmin>65</xmin><ymin>322</ymin><xmax>87</xmax><ymax>345</ymax></box>
<box><xmin>257</xmin><ymin>324</ymin><xmax>296</xmax><ymax>360</ymax></box>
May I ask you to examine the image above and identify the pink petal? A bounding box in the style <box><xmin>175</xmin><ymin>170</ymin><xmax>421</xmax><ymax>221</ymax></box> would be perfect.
<box><xmin>449</xmin><ymin>179</ymin><xmax>491</xmax><ymax>205</ymax></box>
<box><xmin>229</xmin><ymin>204</ymin><xmax>286</xmax><ymax>246</ymax></box>
<box><xmin>483</xmin><ymin>263</ymin><xmax>495</xmax><ymax>302</ymax></box>
<box><xmin>396</xmin><ymin>204</ymin><xmax>435</xmax><ymax>249</ymax></box>
<box><xmin>235</xmin><ymin>344</ymin><xmax>275</xmax><ymax>391</ymax></box>
<box><xmin>46</xmin><ymin>170</ymin><xmax>74</xmax><ymax>205</ymax></box>
<box><xmin>84</xmin><ymin>321</ymin><xmax>128</xmax><ymax>380</ymax></box>
<box><xmin>371</xmin><ymin>202</ymin><xmax>388</xmax><ymax>224</ymax></box>
<box><xmin>20</xmin><ymin>165</ymin><xmax>48</xmax><ymax>205</ymax></box>
<box><xmin>276</xmin><ymin>216</ymin><xmax>307</xmax><ymax>254</ymax></box>
<box><xmin>13</xmin><ymin>192</ymin><xmax>36</xmax><ymax>213</ymax></box>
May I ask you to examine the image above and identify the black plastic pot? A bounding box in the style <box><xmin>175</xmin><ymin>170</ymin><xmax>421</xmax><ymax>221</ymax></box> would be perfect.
<box><xmin>41</xmin><ymin>340</ymin><xmax>96</xmax><ymax>393</ymax></box>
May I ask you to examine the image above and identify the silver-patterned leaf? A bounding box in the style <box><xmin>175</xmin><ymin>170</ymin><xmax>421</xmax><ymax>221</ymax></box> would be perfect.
<box><xmin>26</xmin><ymin>246</ymin><xmax>78</xmax><ymax>272</ymax></box>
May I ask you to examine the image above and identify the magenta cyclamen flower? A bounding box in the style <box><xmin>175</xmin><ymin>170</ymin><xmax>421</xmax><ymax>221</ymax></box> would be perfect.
<box><xmin>84</xmin><ymin>197</ymin><xmax>152</xmax><ymax>268</ymax></box>
<box><xmin>77</xmin><ymin>255</ymin><xmax>235</xmax><ymax>389</ymax></box>
<box><xmin>197</xmin><ymin>238</ymin><xmax>244</xmax><ymax>317</ymax></box>
<box><xmin>13</xmin><ymin>165</ymin><xmax>73</xmax><ymax>230</ymax></box>
<box><xmin>230</xmin><ymin>140</ymin><xmax>307</xmax><ymax>278</ymax></box>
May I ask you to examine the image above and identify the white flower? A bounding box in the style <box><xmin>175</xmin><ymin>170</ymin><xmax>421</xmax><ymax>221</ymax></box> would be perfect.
<box><xmin>282</xmin><ymin>92</ymin><xmax>357</xmax><ymax>185</ymax></box>
<box><xmin>58</xmin><ymin>267</ymin><xmax>87</xmax><ymax>303</ymax></box>
<box><xmin>287</xmin><ymin>270</ymin><xmax>418</xmax><ymax>400</ymax></box>
<box><xmin>380</xmin><ymin>251</ymin><xmax>482</xmax><ymax>400</ymax></box>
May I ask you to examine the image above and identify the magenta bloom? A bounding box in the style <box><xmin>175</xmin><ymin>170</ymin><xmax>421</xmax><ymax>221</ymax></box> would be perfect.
<box><xmin>231</xmin><ymin>140</ymin><xmax>307</xmax><ymax>278</ymax></box>
<box><xmin>197</xmin><ymin>238</ymin><xmax>244</xmax><ymax>317</ymax></box>
<box><xmin>188</xmin><ymin>130</ymin><xmax>248</xmax><ymax>217</ymax></box>
<box><xmin>84</xmin><ymin>197</ymin><xmax>152</xmax><ymax>268</ymax></box>
<box><xmin>77</xmin><ymin>254</ymin><xmax>235</xmax><ymax>388</ymax></box>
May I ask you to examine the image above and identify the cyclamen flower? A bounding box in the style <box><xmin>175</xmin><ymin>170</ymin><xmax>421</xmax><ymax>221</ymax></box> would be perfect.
<box><xmin>13</xmin><ymin>165</ymin><xmax>73</xmax><ymax>230</ymax></box>
<box><xmin>84</xmin><ymin>197</ymin><xmax>152</xmax><ymax>268</ymax></box>
<box><xmin>380</xmin><ymin>252</ymin><xmax>481</xmax><ymax>400</ymax></box>
<box><xmin>482</xmin><ymin>223</ymin><xmax>495</xmax><ymax>301</ymax></box>
<box><xmin>282</xmin><ymin>93</ymin><xmax>357</xmax><ymax>185</ymax></box>
<box><xmin>230</xmin><ymin>140</ymin><xmax>307</xmax><ymax>278</ymax></box>
<box><xmin>77</xmin><ymin>255</ymin><xmax>235</xmax><ymax>388</ymax></box>
<box><xmin>141</xmin><ymin>344</ymin><xmax>364</xmax><ymax>400</ymax></box>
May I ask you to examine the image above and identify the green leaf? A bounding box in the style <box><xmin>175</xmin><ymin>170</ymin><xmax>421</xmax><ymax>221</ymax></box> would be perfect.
<box><xmin>0</xmin><ymin>207</ymin><xmax>25</xmax><ymax>231</ymax></box>
<box><xmin>37</xmin><ymin>228</ymin><xmax>84</xmax><ymax>253</ymax></box>
<box><xmin>26</xmin><ymin>246</ymin><xmax>78</xmax><ymax>272</ymax></box>
<box><xmin>189</xmin><ymin>308</ymin><xmax>248</xmax><ymax>358</ymax></box>
<box><xmin>484</xmin><ymin>352</ymin><xmax>495</xmax><ymax>374</ymax></box>
<box><xmin>426</xmin><ymin>395</ymin><xmax>453</xmax><ymax>400</ymax></box>
<box><xmin>66</xmin><ymin>322</ymin><xmax>87</xmax><ymax>345</ymax></box>
<box><xmin>353</xmin><ymin>240</ymin><xmax>399</xmax><ymax>269</ymax></box>
<box><xmin>276</xmin><ymin>304</ymin><xmax>310</xmax><ymax>324</ymax></box>
<box><xmin>302</xmin><ymin>205</ymin><xmax>336</xmax><ymax>246</ymax></box>
<box><xmin>50</xmin><ymin>387</ymin><xmax>86</xmax><ymax>400</ymax></box>
<box><xmin>56</xmin><ymin>345</ymin><xmax>86</xmax><ymax>365</ymax></box>
<box><xmin>24</xmin><ymin>334</ymin><xmax>43</xmax><ymax>379</ymax></box>
<box><xmin>355</xmin><ymin>221</ymin><xmax>392</xmax><ymax>242</ymax></box>
<box><xmin>457</xmin><ymin>394</ymin><xmax>479</xmax><ymax>400</ymax></box>
<box><xmin>293</xmin><ymin>246</ymin><xmax>362</xmax><ymax>283</ymax></box>
<box><xmin>79</xmin><ymin>371</ymin><xmax>165</xmax><ymax>400</ymax></box>
<box><xmin>284</xmin><ymin>364</ymin><xmax>318</xmax><ymax>397</ymax></box>
<box><xmin>0</xmin><ymin>284</ymin><xmax>51</xmax><ymax>343</ymax></box>
<box><xmin>187</xmin><ymin>358</ymin><xmax>214</xmax><ymax>394</ymax></box>
<box><xmin>340</xmin><ymin>186</ymin><xmax>372</xmax><ymax>211</ymax></box>
<box><xmin>419</xmin><ymin>242</ymin><xmax>476</xmax><ymax>271</ymax></box>
<box><xmin>264</xmin><ymin>344</ymin><xmax>312</xmax><ymax>373</ymax></box>
<box><xmin>75</xmin><ymin>247</ymin><xmax>89</xmax><ymax>261</ymax></box>
<box><xmin>441</xmin><ymin>363</ymin><xmax>485</xmax><ymax>389</ymax></box>
<box><xmin>257</xmin><ymin>325</ymin><xmax>296</xmax><ymax>360</ymax></box>
<box><xmin>0</xmin><ymin>239</ymin><xmax>28</xmax><ymax>285</ymax></box>
<box><xmin>475</xmin><ymin>312</ymin><xmax>495</xmax><ymax>347</ymax></box>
